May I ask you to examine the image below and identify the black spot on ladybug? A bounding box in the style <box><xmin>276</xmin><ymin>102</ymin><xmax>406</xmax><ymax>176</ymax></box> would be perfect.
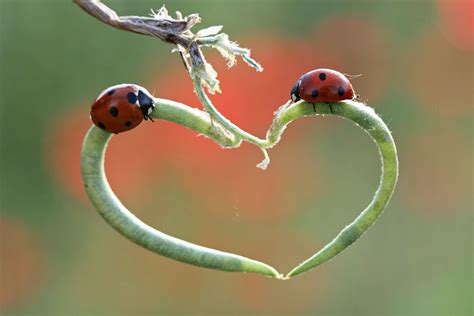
<box><xmin>98</xmin><ymin>122</ymin><xmax>106</xmax><ymax>130</ymax></box>
<box><xmin>107</xmin><ymin>89</ymin><xmax>115</xmax><ymax>96</ymax></box>
<box><xmin>338</xmin><ymin>86</ymin><xmax>345</xmax><ymax>96</ymax></box>
<box><xmin>124</xmin><ymin>121</ymin><xmax>132</xmax><ymax>127</ymax></box>
<box><xmin>311</xmin><ymin>89</ymin><xmax>319</xmax><ymax>98</ymax></box>
<box><xmin>127</xmin><ymin>92</ymin><xmax>137</xmax><ymax>104</ymax></box>
<box><xmin>109</xmin><ymin>106</ymin><xmax>119</xmax><ymax>117</ymax></box>
<box><xmin>319</xmin><ymin>73</ymin><xmax>326</xmax><ymax>81</ymax></box>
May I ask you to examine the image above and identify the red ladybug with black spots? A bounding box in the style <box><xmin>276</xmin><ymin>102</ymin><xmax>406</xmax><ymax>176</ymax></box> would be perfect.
<box><xmin>90</xmin><ymin>84</ymin><xmax>155</xmax><ymax>134</ymax></box>
<box><xmin>290</xmin><ymin>68</ymin><xmax>355</xmax><ymax>112</ymax></box>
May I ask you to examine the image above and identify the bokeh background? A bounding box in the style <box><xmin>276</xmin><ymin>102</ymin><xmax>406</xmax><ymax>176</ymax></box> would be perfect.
<box><xmin>1</xmin><ymin>0</ymin><xmax>472</xmax><ymax>315</ymax></box>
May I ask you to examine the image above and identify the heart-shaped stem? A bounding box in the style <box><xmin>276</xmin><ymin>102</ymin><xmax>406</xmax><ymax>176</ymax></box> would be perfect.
<box><xmin>266</xmin><ymin>100</ymin><xmax>399</xmax><ymax>278</ymax></box>
<box><xmin>76</xmin><ymin>0</ymin><xmax>398</xmax><ymax>279</ymax></box>
<box><xmin>81</xmin><ymin>96</ymin><xmax>398</xmax><ymax>279</ymax></box>
<box><xmin>81</xmin><ymin>125</ymin><xmax>282</xmax><ymax>279</ymax></box>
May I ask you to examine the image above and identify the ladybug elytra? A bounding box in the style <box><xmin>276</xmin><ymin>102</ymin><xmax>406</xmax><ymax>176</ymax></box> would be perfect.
<box><xmin>290</xmin><ymin>69</ymin><xmax>355</xmax><ymax>110</ymax></box>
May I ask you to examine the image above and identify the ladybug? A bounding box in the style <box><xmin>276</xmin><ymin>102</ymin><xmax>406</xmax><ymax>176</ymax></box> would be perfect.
<box><xmin>290</xmin><ymin>68</ymin><xmax>355</xmax><ymax>112</ymax></box>
<box><xmin>90</xmin><ymin>84</ymin><xmax>155</xmax><ymax>134</ymax></box>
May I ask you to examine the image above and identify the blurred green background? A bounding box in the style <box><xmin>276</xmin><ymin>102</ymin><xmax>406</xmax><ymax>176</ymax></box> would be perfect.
<box><xmin>1</xmin><ymin>0</ymin><xmax>472</xmax><ymax>315</ymax></box>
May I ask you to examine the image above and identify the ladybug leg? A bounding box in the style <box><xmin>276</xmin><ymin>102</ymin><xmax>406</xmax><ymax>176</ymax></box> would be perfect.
<box><xmin>312</xmin><ymin>103</ymin><xmax>316</xmax><ymax>112</ymax></box>
<box><xmin>329</xmin><ymin>104</ymin><xmax>334</xmax><ymax>114</ymax></box>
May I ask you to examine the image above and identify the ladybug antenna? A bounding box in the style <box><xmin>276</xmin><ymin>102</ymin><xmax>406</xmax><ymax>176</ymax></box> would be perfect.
<box><xmin>344</xmin><ymin>73</ymin><xmax>363</xmax><ymax>80</ymax></box>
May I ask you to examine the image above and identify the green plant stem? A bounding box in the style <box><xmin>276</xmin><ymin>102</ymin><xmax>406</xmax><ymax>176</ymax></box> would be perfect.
<box><xmin>268</xmin><ymin>100</ymin><xmax>399</xmax><ymax>279</ymax></box>
<box><xmin>151</xmin><ymin>97</ymin><xmax>241</xmax><ymax>148</ymax></box>
<box><xmin>80</xmin><ymin>125</ymin><xmax>282</xmax><ymax>278</ymax></box>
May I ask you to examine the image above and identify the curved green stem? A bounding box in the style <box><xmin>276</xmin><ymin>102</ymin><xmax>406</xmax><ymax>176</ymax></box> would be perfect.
<box><xmin>80</xmin><ymin>126</ymin><xmax>282</xmax><ymax>279</ymax></box>
<box><xmin>151</xmin><ymin>97</ymin><xmax>241</xmax><ymax>148</ymax></box>
<box><xmin>267</xmin><ymin>100</ymin><xmax>399</xmax><ymax>279</ymax></box>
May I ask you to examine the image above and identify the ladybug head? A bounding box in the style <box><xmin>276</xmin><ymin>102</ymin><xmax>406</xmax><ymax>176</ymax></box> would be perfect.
<box><xmin>138</xmin><ymin>89</ymin><xmax>156</xmax><ymax>121</ymax></box>
<box><xmin>290</xmin><ymin>79</ymin><xmax>301</xmax><ymax>103</ymax></box>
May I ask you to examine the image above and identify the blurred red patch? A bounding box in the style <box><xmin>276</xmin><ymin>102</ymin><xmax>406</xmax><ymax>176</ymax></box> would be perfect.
<box><xmin>437</xmin><ymin>0</ymin><xmax>474</xmax><ymax>51</ymax></box>
<box><xmin>0</xmin><ymin>216</ymin><xmax>45</xmax><ymax>310</ymax></box>
<box><xmin>47</xmin><ymin>36</ymin><xmax>342</xmax><ymax>220</ymax></box>
<box><xmin>150</xmin><ymin>38</ymin><xmax>333</xmax><ymax>219</ymax></box>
